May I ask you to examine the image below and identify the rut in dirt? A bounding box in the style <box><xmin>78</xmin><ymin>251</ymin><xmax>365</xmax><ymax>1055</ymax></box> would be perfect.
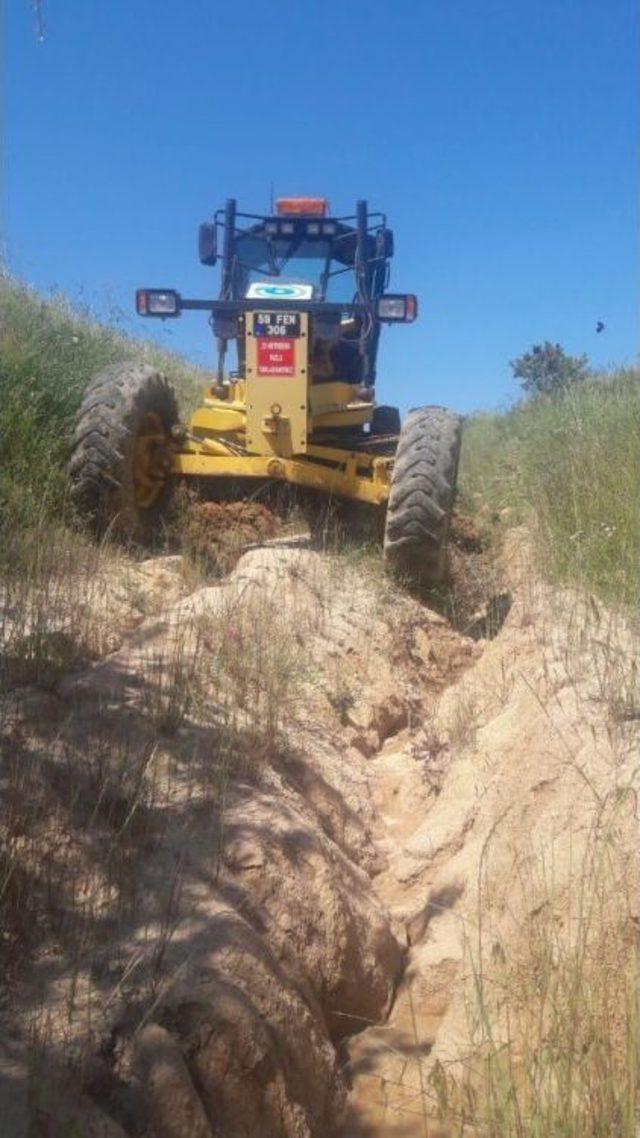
<box><xmin>5</xmin><ymin>525</ymin><xmax>632</xmax><ymax>1138</ymax></box>
<box><xmin>1</xmin><ymin>534</ymin><xmax>487</xmax><ymax>1138</ymax></box>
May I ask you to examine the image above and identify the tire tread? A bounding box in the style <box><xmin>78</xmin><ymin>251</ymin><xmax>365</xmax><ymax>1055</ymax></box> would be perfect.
<box><xmin>384</xmin><ymin>405</ymin><xmax>462</xmax><ymax>584</ymax></box>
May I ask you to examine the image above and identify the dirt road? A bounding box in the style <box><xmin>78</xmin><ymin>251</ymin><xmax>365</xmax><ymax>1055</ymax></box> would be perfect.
<box><xmin>0</xmin><ymin>534</ymin><xmax>636</xmax><ymax>1136</ymax></box>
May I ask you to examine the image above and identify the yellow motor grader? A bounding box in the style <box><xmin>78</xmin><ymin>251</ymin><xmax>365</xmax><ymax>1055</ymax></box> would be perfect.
<box><xmin>71</xmin><ymin>197</ymin><xmax>461</xmax><ymax>584</ymax></box>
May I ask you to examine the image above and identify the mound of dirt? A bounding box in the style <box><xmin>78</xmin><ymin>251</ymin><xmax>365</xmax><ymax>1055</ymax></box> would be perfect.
<box><xmin>185</xmin><ymin>500</ymin><xmax>283</xmax><ymax>573</ymax></box>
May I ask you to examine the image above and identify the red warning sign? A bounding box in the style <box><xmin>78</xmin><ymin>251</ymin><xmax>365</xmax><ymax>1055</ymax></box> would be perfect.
<box><xmin>257</xmin><ymin>338</ymin><xmax>295</xmax><ymax>376</ymax></box>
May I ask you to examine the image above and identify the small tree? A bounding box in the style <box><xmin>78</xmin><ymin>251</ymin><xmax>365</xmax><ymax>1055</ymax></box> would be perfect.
<box><xmin>510</xmin><ymin>342</ymin><xmax>589</xmax><ymax>397</ymax></box>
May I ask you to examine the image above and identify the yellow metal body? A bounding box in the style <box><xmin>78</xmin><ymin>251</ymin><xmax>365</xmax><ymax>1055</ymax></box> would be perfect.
<box><xmin>170</xmin><ymin>307</ymin><xmax>395</xmax><ymax>506</ymax></box>
<box><xmin>245</xmin><ymin>312</ymin><xmax>309</xmax><ymax>456</ymax></box>
<box><xmin>172</xmin><ymin>451</ymin><xmax>392</xmax><ymax>504</ymax></box>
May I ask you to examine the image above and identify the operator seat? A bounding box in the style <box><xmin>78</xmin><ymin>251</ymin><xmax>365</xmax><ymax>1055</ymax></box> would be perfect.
<box><xmin>311</xmin><ymin>315</ymin><xmax>363</xmax><ymax>384</ymax></box>
<box><xmin>329</xmin><ymin>316</ymin><xmax>363</xmax><ymax>384</ymax></box>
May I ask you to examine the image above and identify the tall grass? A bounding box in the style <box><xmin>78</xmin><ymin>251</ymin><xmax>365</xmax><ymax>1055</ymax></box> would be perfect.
<box><xmin>0</xmin><ymin>277</ymin><xmax>207</xmax><ymax>528</ymax></box>
<box><xmin>431</xmin><ymin>794</ymin><xmax>637</xmax><ymax>1138</ymax></box>
<box><xmin>459</xmin><ymin>371</ymin><xmax>640</xmax><ymax>608</ymax></box>
<box><xmin>0</xmin><ymin>518</ymin><xmax>119</xmax><ymax>691</ymax></box>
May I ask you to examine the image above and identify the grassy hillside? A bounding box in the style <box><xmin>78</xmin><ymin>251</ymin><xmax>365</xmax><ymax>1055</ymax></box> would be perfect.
<box><xmin>459</xmin><ymin>370</ymin><xmax>640</xmax><ymax>608</ymax></box>
<box><xmin>0</xmin><ymin>278</ymin><xmax>207</xmax><ymax>530</ymax></box>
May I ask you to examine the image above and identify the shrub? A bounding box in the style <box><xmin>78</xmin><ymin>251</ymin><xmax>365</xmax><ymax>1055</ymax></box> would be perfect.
<box><xmin>510</xmin><ymin>341</ymin><xmax>589</xmax><ymax>397</ymax></box>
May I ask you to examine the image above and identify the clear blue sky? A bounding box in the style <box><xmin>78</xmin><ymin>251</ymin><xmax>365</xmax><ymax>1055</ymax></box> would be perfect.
<box><xmin>3</xmin><ymin>0</ymin><xmax>637</xmax><ymax>412</ymax></box>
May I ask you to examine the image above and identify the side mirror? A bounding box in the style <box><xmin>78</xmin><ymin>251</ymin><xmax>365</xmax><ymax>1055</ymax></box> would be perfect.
<box><xmin>376</xmin><ymin>294</ymin><xmax>418</xmax><ymax>323</ymax></box>
<box><xmin>198</xmin><ymin>222</ymin><xmax>217</xmax><ymax>266</ymax></box>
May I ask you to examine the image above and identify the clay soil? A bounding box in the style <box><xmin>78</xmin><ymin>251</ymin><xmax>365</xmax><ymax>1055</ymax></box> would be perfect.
<box><xmin>185</xmin><ymin>500</ymin><xmax>284</xmax><ymax>573</ymax></box>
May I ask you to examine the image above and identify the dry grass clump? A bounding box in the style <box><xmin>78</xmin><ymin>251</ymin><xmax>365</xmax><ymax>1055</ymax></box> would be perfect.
<box><xmin>139</xmin><ymin>588</ymin><xmax>307</xmax><ymax>741</ymax></box>
<box><xmin>544</xmin><ymin>586</ymin><xmax>640</xmax><ymax>728</ymax></box>
<box><xmin>205</xmin><ymin>594</ymin><xmax>309</xmax><ymax>737</ymax></box>
<box><xmin>431</xmin><ymin>796</ymin><xmax>638</xmax><ymax>1137</ymax></box>
<box><xmin>446</xmin><ymin>687</ymin><xmax>480</xmax><ymax>751</ymax></box>
<box><xmin>0</xmin><ymin>518</ymin><xmax>122</xmax><ymax>691</ymax></box>
<box><xmin>140</xmin><ymin>617</ymin><xmax>209</xmax><ymax>736</ymax></box>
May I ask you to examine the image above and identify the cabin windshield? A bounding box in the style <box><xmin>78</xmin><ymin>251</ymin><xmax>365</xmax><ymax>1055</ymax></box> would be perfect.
<box><xmin>232</xmin><ymin>232</ymin><xmax>357</xmax><ymax>302</ymax></box>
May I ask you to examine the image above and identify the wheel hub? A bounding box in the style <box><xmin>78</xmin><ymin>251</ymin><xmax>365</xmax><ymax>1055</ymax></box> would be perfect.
<box><xmin>133</xmin><ymin>412</ymin><xmax>172</xmax><ymax>508</ymax></box>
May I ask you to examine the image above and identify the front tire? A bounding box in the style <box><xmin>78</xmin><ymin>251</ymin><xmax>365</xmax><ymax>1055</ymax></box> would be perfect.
<box><xmin>70</xmin><ymin>363</ymin><xmax>178</xmax><ymax>544</ymax></box>
<box><xmin>384</xmin><ymin>406</ymin><xmax>462</xmax><ymax>587</ymax></box>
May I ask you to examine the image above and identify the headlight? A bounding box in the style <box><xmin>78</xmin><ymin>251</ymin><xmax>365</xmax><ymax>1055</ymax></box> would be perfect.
<box><xmin>136</xmin><ymin>289</ymin><xmax>181</xmax><ymax>318</ymax></box>
<box><xmin>376</xmin><ymin>294</ymin><xmax>418</xmax><ymax>323</ymax></box>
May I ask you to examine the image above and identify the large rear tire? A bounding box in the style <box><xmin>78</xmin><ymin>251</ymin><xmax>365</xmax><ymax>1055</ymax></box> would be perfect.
<box><xmin>70</xmin><ymin>363</ymin><xmax>178</xmax><ymax>544</ymax></box>
<box><xmin>370</xmin><ymin>404</ymin><xmax>401</xmax><ymax>436</ymax></box>
<box><xmin>383</xmin><ymin>405</ymin><xmax>462</xmax><ymax>587</ymax></box>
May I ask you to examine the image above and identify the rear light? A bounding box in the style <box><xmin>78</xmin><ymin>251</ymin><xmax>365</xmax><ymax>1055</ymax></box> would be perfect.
<box><xmin>376</xmin><ymin>294</ymin><xmax>418</xmax><ymax>323</ymax></box>
<box><xmin>136</xmin><ymin>289</ymin><xmax>181</xmax><ymax>318</ymax></box>
<box><xmin>276</xmin><ymin>196</ymin><xmax>329</xmax><ymax>216</ymax></box>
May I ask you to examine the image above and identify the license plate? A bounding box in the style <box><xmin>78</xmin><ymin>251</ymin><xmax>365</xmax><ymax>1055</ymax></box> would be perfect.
<box><xmin>253</xmin><ymin>311</ymin><xmax>301</xmax><ymax>338</ymax></box>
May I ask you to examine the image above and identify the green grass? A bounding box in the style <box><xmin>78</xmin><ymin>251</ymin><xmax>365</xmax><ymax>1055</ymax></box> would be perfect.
<box><xmin>0</xmin><ymin>277</ymin><xmax>207</xmax><ymax>531</ymax></box>
<box><xmin>459</xmin><ymin>370</ymin><xmax>640</xmax><ymax>608</ymax></box>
